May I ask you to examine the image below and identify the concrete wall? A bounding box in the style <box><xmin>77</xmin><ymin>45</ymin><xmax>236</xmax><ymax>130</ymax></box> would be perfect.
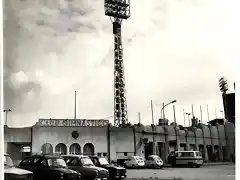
<box><xmin>32</xmin><ymin>126</ymin><xmax>108</xmax><ymax>155</ymax></box>
<box><xmin>109</xmin><ymin>127</ymin><xmax>135</xmax><ymax>160</ymax></box>
<box><xmin>209</xmin><ymin>126</ymin><xmax>219</xmax><ymax>146</ymax></box>
<box><xmin>4</xmin><ymin>126</ymin><xmax>32</xmax><ymax>143</ymax></box>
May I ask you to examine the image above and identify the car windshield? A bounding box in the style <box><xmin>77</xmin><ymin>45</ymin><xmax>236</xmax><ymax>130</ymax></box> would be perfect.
<box><xmin>99</xmin><ymin>157</ymin><xmax>109</xmax><ymax>165</ymax></box>
<box><xmin>47</xmin><ymin>158</ymin><xmax>67</xmax><ymax>168</ymax></box>
<box><xmin>80</xmin><ymin>157</ymin><xmax>94</xmax><ymax>166</ymax></box>
<box><xmin>4</xmin><ymin>155</ymin><xmax>14</xmax><ymax>167</ymax></box>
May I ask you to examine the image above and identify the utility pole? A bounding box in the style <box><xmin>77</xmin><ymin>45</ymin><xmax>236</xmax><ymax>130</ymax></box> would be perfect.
<box><xmin>74</xmin><ymin>91</ymin><xmax>77</xmax><ymax>119</ymax></box>
<box><xmin>173</xmin><ymin>104</ymin><xmax>178</xmax><ymax>151</ymax></box>
<box><xmin>191</xmin><ymin>104</ymin><xmax>194</xmax><ymax>118</ymax></box>
<box><xmin>150</xmin><ymin>100</ymin><xmax>156</xmax><ymax>154</ymax></box>
<box><xmin>104</xmin><ymin>0</ymin><xmax>130</xmax><ymax>127</ymax></box>
<box><xmin>138</xmin><ymin>112</ymin><xmax>141</xmax><ymax>124</ymax></box>
<box><xmin>207</xmin><ymin>104</ymin><xmax>210</xmax><ymax>121</ymax></box>
<box><xmin>183</xmin><ymin>109</ymin><xmax>186</xmax><ymax>126</ymax></box>
<box><xmin>173</xmin><ymin>105</ymin><xmax>176</xmax><ymax>124</ymax></box>
<box><xmin>163</xmin><ymin>102</ymin><xmax>168</xmax><ymax>164</ymax></box>
<box><xmin>3</xmin><ymin>109</ymin><xmax>11</xmax><ymax>125</ymax></box>
<box><xmin>200</xmin><ymin>105</ymin><xmax>203</xmax><ymax>123</ymax></box>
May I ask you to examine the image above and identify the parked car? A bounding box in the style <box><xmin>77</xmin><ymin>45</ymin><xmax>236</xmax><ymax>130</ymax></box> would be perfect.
<box><xmin>123</xmin><ymin>156</ymin><xmax>145</xmax><ymax>169</ymax></box>
<box><xmin>145</xmin><ymin>155</ymin><xmax>164</xmax><ymax>169</ymax></box>
<box><xmin>4</xmin><ymin>154</ymin><xmax>33</xmax><ymax>180</ymax></box>
<box><xmin>18</xmin><ymin>154</ymin><xmax>82</xmax><ymax>180</ymax></box>
<box><xmin>89</xmin><ymin>156</ymin><xmax>126</xmax><ymax>180</ymax></box>
<box><xmin>62</xmin><ymin>155</ymin><xmax>109</xmax><ymax>180</ymax></box>
<box><xmin>168</xmin><ymin>151</ymin><xmax>203</xmax><ymax>168</ymax></box>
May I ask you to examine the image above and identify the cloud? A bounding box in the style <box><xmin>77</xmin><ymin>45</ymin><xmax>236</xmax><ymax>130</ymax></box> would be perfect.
<box><xmin>3</xmin><ymin>0</ymin><xmax>237</xmax><ymax>127</ymax></box>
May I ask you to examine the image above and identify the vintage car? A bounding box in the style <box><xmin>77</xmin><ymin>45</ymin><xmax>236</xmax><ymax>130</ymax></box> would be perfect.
<box><xmin>62</xmin><ymin>155</ymin><xmax>109</xmax><ymax>180</ymax></box>
<box><xmin>4</xmin><ymin>154</ymin><xmax>33</xmax><ymax>180</ymax></box>
<box><xmin>145</xmin><ymin>155</ymin><xmax>164</xmax><ymax>169</ymax></box>
<box><xmin>18</xmin><ymin>154</ymin><xmax>82</xmax><ymax>180</ymax></box>
<box><xmin>89</xmin><ymin>156</ymin><xmax>126</xmax><ymax>180</ymax></box>
<box><xmin>123</xmin><ymin>156</ymin><xmax>145</xmax><ymax>168</ymax></box>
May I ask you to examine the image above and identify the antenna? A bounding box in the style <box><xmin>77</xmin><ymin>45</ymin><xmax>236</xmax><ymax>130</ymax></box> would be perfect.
<box><xmin>104</xmin><ymin>0</ymin><xmax>130</xmax><ymax>127</ymax></box>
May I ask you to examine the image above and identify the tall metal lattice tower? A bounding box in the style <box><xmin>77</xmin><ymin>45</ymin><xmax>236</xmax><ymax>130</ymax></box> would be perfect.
<box><xmin>104</xmin><ymin>0</ymin><xmax>130</xmax><ymax>127</ymax></box>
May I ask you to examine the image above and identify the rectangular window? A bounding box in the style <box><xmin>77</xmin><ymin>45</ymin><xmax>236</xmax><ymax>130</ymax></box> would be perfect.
<box><xmin>97</xmin><ymin>153</ymin><xmax>102</xmax><ymax>157</ymax></box>
<box><xmin>103</xmin><ymin>153</ymin><xmax>107</xmax><ymax>157</ymax></box>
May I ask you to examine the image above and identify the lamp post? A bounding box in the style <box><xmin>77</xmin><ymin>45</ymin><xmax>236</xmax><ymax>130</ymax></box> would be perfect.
<box><xmin>162</xmin><ymin>100</ymin><xmax>177</xmax><ymax>164</ymax></box>
<box><xmin>150</xmin><ymin>100</ymin><xmax>156</xmax><ymax>155</ymax></box>
<box><xmin>161</xmin><ymin>100</ymin><xmax>177</xmax><ymax>119</ymax></box>
<box><xmin>3</xmin><ymin>109</ymin><xmax>11</xmax><ymax>125</ymax></box>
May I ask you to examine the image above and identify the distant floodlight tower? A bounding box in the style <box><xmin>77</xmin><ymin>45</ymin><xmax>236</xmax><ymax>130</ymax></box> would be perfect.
<box><xmin>104</xmin><ymin>0</ymin><xmax>130</xmax><ymax>127</ymax></box>
<box><xmin>219</xmin><ymin>77</ymin><xmax>228</xmax><ymax>94</ymax></box>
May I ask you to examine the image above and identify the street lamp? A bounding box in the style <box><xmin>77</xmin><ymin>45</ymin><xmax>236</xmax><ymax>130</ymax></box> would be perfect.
<box><xmin>161</xmin><ymin>100</ymin><xmax>177</xmax><ymax>119</ymax></box>
<box><xmin>3</xmin><ymin>109</ymin><xmax>11</xmax><ymax>125</ymax></box>
<box><xmin>161</xmin><ymin>100</ymin><xmax>177</xmax><ymax>165</ymax></box>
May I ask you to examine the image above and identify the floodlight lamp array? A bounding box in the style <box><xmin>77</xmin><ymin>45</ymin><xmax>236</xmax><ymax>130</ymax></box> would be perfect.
<box><xmin>104</xmin><ymin>0</ymin><xmax>130</xmax><ymax>19</ymax></box>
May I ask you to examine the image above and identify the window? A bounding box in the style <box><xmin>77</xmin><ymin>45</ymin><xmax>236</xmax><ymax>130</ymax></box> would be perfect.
<box><xmin>103</xmin><ymin>153</ymin><xmax>107</xmax><ymax>157</ymax></box>
<box><xmin>189</xmin><ymin>152</ymin><xmax>194</xmax><ymax>157</ymax></box>
<box><xmin>92</xmin><ymin>158</ymin><xmax>100</xmax><ymax>166</ymax></box>
<box><xmin>33</xmin><ymin>158</ymin><xmax>40</xmax><ymax>164</ymax></box>
<box><xmin>124</xmin><ymin>152</ymin><xmax>128</xmax><ymax>156</ymax></box>
<box><xmin>68</xmin><ymin>158</ymin><xmax>79</xmax><ymax>166</ymax></box>
<box><xmin>21</xmin><ymin>157</ymin><xmax>33</xmax><ymax>165</ymax></box>
<box><xmin>97</xmin><ymin>153</ymin><xmax>102</xmax><ymax>157</ymax></box>
<box><xmin>39</xmin><ymin>159</ymin><xmax>47</xmax><ymax>167</ymax></box>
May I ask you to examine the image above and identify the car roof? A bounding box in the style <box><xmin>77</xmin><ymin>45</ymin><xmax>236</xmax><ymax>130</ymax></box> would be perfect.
<box><xmin>62</xmin><ymin>155</ymin><xmax>89</xmax><ymax>158</ymax></box>
<box><xmin>28</xmin><ymin>154</ymin><xmax>62</xmax><ymax>159</ymax></box>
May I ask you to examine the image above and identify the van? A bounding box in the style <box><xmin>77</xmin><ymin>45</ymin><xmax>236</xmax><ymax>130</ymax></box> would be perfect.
<box><xmin>169</xmin><ymin>151</ymin><xmax>203</xmax><ymax>168</ymax></box>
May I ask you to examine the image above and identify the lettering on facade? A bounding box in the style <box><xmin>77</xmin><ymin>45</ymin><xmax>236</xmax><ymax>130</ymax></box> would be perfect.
<box><xmin>38</xmin><ymin>119</ymin><xmax>109</xmax><ymax>127</ymax></box>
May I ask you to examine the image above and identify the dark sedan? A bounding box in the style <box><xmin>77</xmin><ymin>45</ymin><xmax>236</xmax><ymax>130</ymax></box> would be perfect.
<box><xmin>62</xmin><ymin>155</ymin><xmax>109</xmax><ymax>180</ymax></box>
<box><xmin>90</xmin><ymin>156</ymin><xmax>126</xmax><ymax>180</ymax></box>
<box><xmin>18</xmin><ymin>154</ymin><xmax>82</xmax><ymax>180</ymax></box>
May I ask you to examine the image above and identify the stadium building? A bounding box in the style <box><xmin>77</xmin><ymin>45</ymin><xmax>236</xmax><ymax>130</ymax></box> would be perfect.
<box><xmin>4</xmin><ymin>118</ymin><xmax>235</xmax><ymax>165</ymax></box>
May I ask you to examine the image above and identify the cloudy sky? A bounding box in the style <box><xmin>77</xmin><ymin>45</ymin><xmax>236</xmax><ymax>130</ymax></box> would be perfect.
<box><xmin>3</xmin><ymin>0</ymin><xmax>237</xmax><ymax>127</ymax></box>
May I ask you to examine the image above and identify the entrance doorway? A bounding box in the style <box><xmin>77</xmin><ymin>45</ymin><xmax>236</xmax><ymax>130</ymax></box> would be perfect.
<box><xmin>144</xmin><ymin>142</ymin><xmax>153</xmax><ymax>159</ymax></box>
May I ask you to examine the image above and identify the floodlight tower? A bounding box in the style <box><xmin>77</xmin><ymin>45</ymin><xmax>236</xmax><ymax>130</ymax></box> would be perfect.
<box><xmin>104</xmin><ymin>0</ymin><xmax>130</xmax><ymax>127</ymax></box>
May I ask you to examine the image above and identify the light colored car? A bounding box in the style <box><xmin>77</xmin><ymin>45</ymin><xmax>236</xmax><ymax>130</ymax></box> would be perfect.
<box><xmin>145</xmin><ymin>155</ymin><xmax>164</xmax><ymax>169</ymax></box>
<box><xmin>4</xmin><ymin>154</ymin><xmax>33</xmax><ymax>180</ymax></box>
<box><xmin>124</xmin><ymin>156</ymin><xmax>145</xmax><ymax>168</ymax></box>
